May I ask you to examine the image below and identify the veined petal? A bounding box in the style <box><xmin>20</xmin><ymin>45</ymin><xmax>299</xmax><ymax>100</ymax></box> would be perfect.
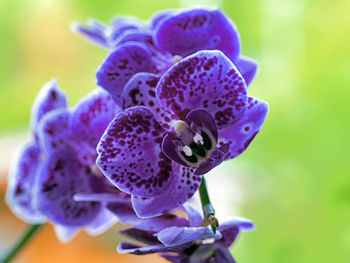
<box><xmin>6</xmin><ymin>143</ymin><xmax>45</xmax><ymax>224</ymax></box>
<box><xmin>235</xmin><ymin>55</ymin><xmax>258</xmax><ymax>86</ymax></box>
<box><xmin>97</xmin><ymin>106</ymin><xmax>173</xmax><ymax>197</ymax></box>
<box><xmin>107</xmin><ymin>202</ymin><xmax>188</xmax><ymax>232</ymax></box>
<box><xmin>71</xmin><ymin>89</ymin><xmax>121</xmax><ymax>148</ymax></box>
<box><xmin>132</xmin><ymin>165</ymin><xmax>201</xmax><ymax>218</ymax></box>
<box><xmin>31</xmin><ymin>79</ymin><xmax>67</xmax><ymax>137</ymax></box>
<box><xmin>154</xmin><ymin>7</ymin><xmax>241</xmax><ymax>61</ymax></box>
<box><xmin>218</xmin><ymin>97</ymin><xmax>269</xmax><ymax>160</ymax></box>
<box><xmin>33</xmin><ymin>150</ymin><xmax>101</xmax><ymax>226</ymax></box>
<box><xmin>156</xmin><ymin>226</ymin><xmax>221</xmax><ymax>247</ymax></box>
<box><xmin>96</xmin><ymin>42</ymin><xmax>158</xmax><ymax>106</ymax></box>
<box><xmin>157</xmin><ymin>50</ymin><xmax>247</xmax><ymax>128</ymax></box>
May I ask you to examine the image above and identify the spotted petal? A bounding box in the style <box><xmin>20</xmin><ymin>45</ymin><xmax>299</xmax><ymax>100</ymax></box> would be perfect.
<box><xmin>37</xmin><ymin>108</ymin><xmax>76</xmax><ymax>153</ymax></box>
<box><xmin>31</xmin><ymin>79</ymin><xmax>67</xmax><ymax>137</ymax></box>
<box><xmin>218</xmin><ymin>97</ymin><xmax>269</xmax><ymax>160</ymax></box>
<box><xmin>33</xmin><ymin>150</ymin><xmax>101</xmax><ymax>226</ymax></box>
<box><xmin>154</xmin><ymin>7</ymin><xmax>241</xmax><ymax>61</ymax></box>
<box><xmin>122</xmin><ymin>72</ymin><xmax>173</xmax><ymax>129</ymax></box>
<box><xmin>71</xmin><ymin>89</ymin><xmax>121</xmax><ymax>148</ymax></box>
<box><xmin>132</xmin><ymin>165</ymin><xmax>201</xmax><ymax>218</ymax></box>
<box><xmin>97</xmin><ymin>106</ymin><xmax>173</xmax><ymax>197</ymax></box>
<box><xmin>6</xmin><ymin>143</ymin><xmax>45</xmax><ymax>223</ymax></box>
<box><xmin>107</xmin><ymin>202</ymin><xmax>188</xmax><ymax>232</ymax></box>
<box><xmin>235</xmin><ymin>55</ymin><xmax>258</xmax><ymax>86</ymax></box>
<box><xmin>96</xmin><ymin>42</ymin><xmax>158</xmax><ymax>106</ymax></box>
<box><xmin>157</xmin><ymin>50</ymin><xmax>247</xmax><ymax>128</ymax></box>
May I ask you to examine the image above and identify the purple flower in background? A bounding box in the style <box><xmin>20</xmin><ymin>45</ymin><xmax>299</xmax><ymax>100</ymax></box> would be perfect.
<box><xmin>117</xmin><ymin>203</ymin><xmax>254</xmax><ymax>263</ymax></box>
<box><xmin>72</xmin><ymin>6</ymin><xmax>259</xmax><ymax>108</ymax></box>
<box><xmin>6</xmin><ymin>79</ymin><xmax>122</xmax><ymax>241</ymax></box>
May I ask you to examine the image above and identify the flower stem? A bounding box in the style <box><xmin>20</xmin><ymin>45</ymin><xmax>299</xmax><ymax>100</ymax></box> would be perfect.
<box><xmin>1</xmin><ymin>224</ymin><xmax>43</xmax><ymax>263</ymax></box>
<box><xmin>199</xmin><ymin>177</ymin><xmax>218</xmax><ymax>233</ymax></box>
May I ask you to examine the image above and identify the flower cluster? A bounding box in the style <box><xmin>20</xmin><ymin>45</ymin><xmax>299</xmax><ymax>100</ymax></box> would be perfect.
<box><xmin>6</xmin><ymin>6</ymin><xmax>268</xmax><ymax>262</ymax></box>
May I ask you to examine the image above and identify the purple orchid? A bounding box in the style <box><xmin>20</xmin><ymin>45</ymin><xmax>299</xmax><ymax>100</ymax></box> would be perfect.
<box><xmin>117</xmin><ymin>203</ymin><xmax>254</xmax><ymax>263</ymax></box>
<box><xmin>6</xmin><ymin>79</ymin><xmax>122</xmax><ymax>241</ymax></box>
<box><xmin>97</xmin><ymin>49</ymin><xmax>268</xmax><ymax>217</ymax></box>
<box><xmin>72</xmin><ymin>7</ymin><xmax>258</xmax><ymax>106</ymax></box>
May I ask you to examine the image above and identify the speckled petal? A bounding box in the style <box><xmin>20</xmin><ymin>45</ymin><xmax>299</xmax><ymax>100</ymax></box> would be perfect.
<box><xmin>156</xmin><ymin>226</ymin><xmax>221</xmax><ymax>247</ymax></box>
<box><xmin>6</xmin><ymin>143</ymin><xmax>45</xmax><ymax>223</ymax></box>
<box><xmin>31</xmin><ymin>79</ymin><xmax>67</xmax><ymax>137</ymax></box>
<box><xmin>96</xmin><ymin>42</ymin><xmax>158</xmax><ymax>106</ymax></box>
<box><xmin>33</xmin><ymin>150</ymin><xmax>101</xmax><ymax>226</ymax></box>
<box><xmin>217</xmin><ymin>97</ymin><xmax>269</xmax><ymax>160</ymax></box>
<box><xmin>97</xmin><ymin>106</ymin><xmax>173</xmax><ymax>197</ymax></box>
<box><xmin>71</xmin><ymin>89</ymin><xmax>121</xmax><ymax>148</ymax></box>
<box><xmin>132</xmin><ymin>165</ymin><xmax>201</xmax><ymax>218</ymax></box>
<box><xmin>157</xmin><ymin>50</ymin><xmax>247</xmax><ymax>128</ymax></box>
<box><xmin>107</xmin><ymin>202</ymin><xmax>188</xmax><ymax>232</ymax></box>
<box><xmin>154</xmin><ymin>7</ymin><xmax>241</xmax><ymax>61</ymax></box>
<box><xmin>122</xmin><ymin>72</ymin><xmax>173</xmax><ymax>129</ymax></box>
<box><xmin>235</xmin><ymin>55</ymin><xmax>258</xmax><ymax>86</ymax></box>
<box><xmin>37</xmin><ymin>108</ymin><xmax>76</xmax><ymax>153</ymax></box>
<box><xmin>71</xmin><ymin>19</ymin><xmax>110</xmax><ymax>49</ymax></box>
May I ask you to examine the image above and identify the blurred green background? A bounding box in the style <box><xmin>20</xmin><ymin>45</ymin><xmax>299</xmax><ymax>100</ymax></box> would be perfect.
<box><xmin>1</xmin><ymin>0</ymin><xmax>350</xmax><ymax>262</ymax></box>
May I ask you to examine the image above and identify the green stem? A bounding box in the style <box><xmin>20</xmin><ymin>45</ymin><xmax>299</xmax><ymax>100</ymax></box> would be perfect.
<box><xmin>1</xmin><ymin>224</ymin><xmax>43</xmax><ymax>263</ymax></box>
<box><xmin>199</xmin><ymin>177</ymin><xmax>218</xmax><ymax>233</ymax></box>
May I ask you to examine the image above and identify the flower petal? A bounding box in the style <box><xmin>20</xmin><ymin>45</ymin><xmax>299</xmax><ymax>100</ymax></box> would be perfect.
<box><xmin>217</xmin><ymin>97</ymin><xmax>269</xmax><ymax>160</ymax></box>
<box><xmin>156</xmin><ymin>226</ymin><xmax>221</xmax><ymax>247</ymax></box>
<box><xmin>33</xmin><ymin>150</ymin><xmax>101</xmax><ymax>226</ymax></box>
<box><xmin>37</xmin><ymin>108</ymin><xmax>75</xmax><ymax>153</ymax></box>
<box><xmin>6</xmin><ymin>143</ymin><xmax>45</xmax><ymax>223</ymax></box>
<box><xmin>107</xmin><ymin>202</ymin><xmax>188</xmax><ymax>232</ymax></box>
<box><xmin>182</xmin><ymin>202</ymin><xmax>203</xmax><ymax>227</ymax></box>
<box><xmin>96</xmin><ymin>42</ymin><xmax>158</xmax><ymax>106</ymax></box>
<box><xmin>157</xmin><ymin>50</ymin><xmax>247</xmax><ymax>128</ymax></box>
<box><xmin>131</xmin><ymin>165</ymin><xmax>201</xmax><ymax>218</ymax></box>
<box><xmin>85</xmin><ymin>207</ymin><xmax>118</xmax><ymax>236</ymax></box>
<box><xmin>71</xmin><ymin>89</ymin><xmax>121</xmax><ymax>148</ymax></box>
<box><xmin>31</xmin><ymin>79</ymin><xmax>67</xmax><ymax>137</ymax></box>
<box><xmin>54</xmin><ymin>224</ymin><xmax>80</xmax><ymax>243</ymax></box>
<box><xmin>235</xmin><ymin>55</ymin><xmax>258</xmax><ymax>86</ymax></box>
<box><xmin>117</xmin><ymin>242</ymin><xmax>181</xmax><ymax>255</ymax></box>
<box><xmin>109</xmin><ymin>17</ymin><xmax>146</xmax><ymax>46</ymax></box>
<box><xmin>217</xmin><ymin>217</ymin><xmax>255</xmax><ymax>248</ymax></box>
<box><xmin>97</xmin><ymin>106</ymin><xmax>173</xmax><ymax>197</ymax></box>
<box><xmin>119</xmin><ymin>228</ymin><xmax>160</xmax><ymax>245</ymax></box>
<box><xmin>71</xmin><ymin>19</ymin><xmax>110</xmax><ymax>49</ymax></box>
<box><xmin>154</xmin><ymin>7</ymin><xmax>241</xmax><ymax>61</ymax></box>
<box><xmin>150</xmin><ymin>9</ymin><xmax>175</xmax><ymax>30</ymax></box>
<box><xmin>113</xmin><ymin>29</ymin><xmax>153</xmax><ymax>47</ymax></box>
